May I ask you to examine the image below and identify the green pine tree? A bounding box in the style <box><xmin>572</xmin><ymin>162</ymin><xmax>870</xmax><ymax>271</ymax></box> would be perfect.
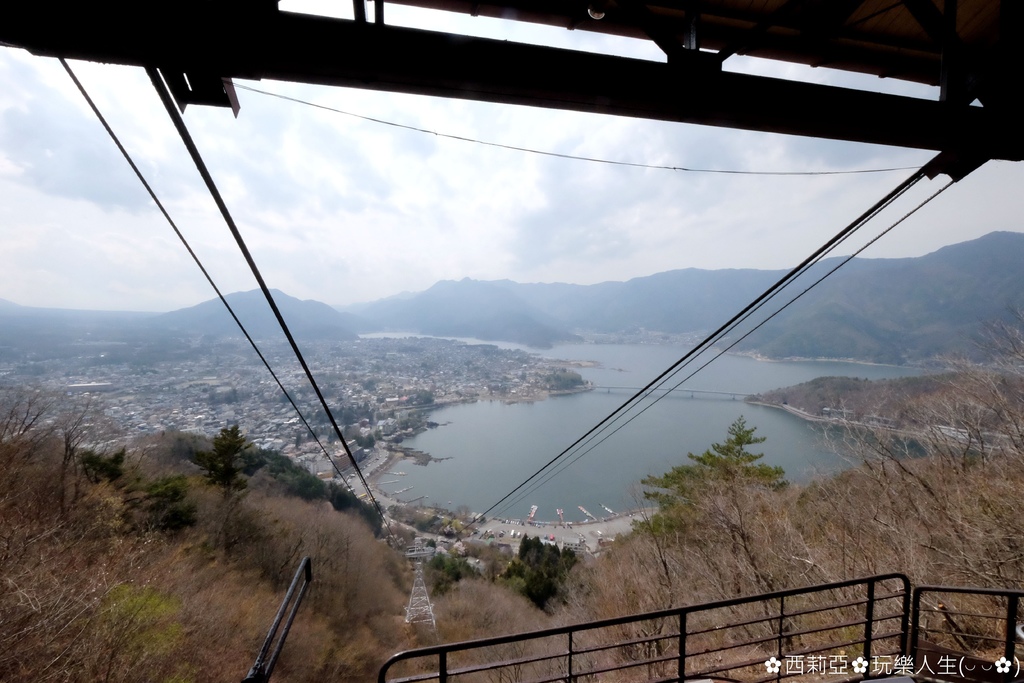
<box><xmin>194</xmin><ymin>425</ymin><xmax>250</xmax><ymax>498</ymax></box>
<box><xmin>642</xmin><ymin>416</ymin><xmax>785</xmax><ymax>512</ymax></box>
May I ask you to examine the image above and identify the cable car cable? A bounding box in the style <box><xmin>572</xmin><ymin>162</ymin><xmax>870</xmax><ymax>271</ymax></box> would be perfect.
<box><xmin>478</xmin><ymin>166</ymin><xmax>929</xmax><ymax>520</ymax></box>
<box><xmin>233</xmin><ymin>83</ymin><xmax>920</xmax><ymax>177</ymax></box>
<box><xmin>494</xmin><ymin>178</ymin><xmax>954</xmax><ymax>516</ymax></box>
<box><xmin>145</xmin><ymin>67</ymin><xmax>395</xmax><ymax>540</ymax></box>
<box><xmin>59</xmin><ymin>58</ymin><xmax>354</xmax><ymax>493</ymax></box>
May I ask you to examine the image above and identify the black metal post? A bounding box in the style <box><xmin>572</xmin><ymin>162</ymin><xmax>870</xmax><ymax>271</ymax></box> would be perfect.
<box><xmin>864</xmin><ymin>580</ymin><xmax>876</xmax><ymax>677</ymax></box>
<box><xmin>568</xmin><ymin>631</ymin><xmax>574</xmax><ymax>683</ymax></box>
<box><xmin>898</xmin><ymin>576</ymin><xmax>911</xmax><ymax>658</ymax></box>
<box><xmin>777</xmin><ymin>595</ymin><xmax>785</xmax><ymax>682</ymax></box>
<box><xmin>908</xmin><ymin>588</ymin><xmax>922</xmax><ymax>666</ymax></box>
<box><xmin>678</xmin><ymin>612</ymin><xmax>687</xmax><ymax>683</ymax></box>
<box><xmin>1004</xmin><ymin>595</ymin><xmax>1019</xmax><ymax>683</ymax></box>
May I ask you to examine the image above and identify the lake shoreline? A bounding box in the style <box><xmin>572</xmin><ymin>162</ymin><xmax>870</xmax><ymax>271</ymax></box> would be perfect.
<box><xmin>377</xmin><ymin>343</ymin><xmax>923</xmax><ymax>516</ymax></box>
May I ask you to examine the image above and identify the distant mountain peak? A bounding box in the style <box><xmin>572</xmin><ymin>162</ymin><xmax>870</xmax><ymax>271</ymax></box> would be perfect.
<box><xmin>154</xmin><ymin>289</ymin><xmax>357</xmax><ymax>341</ymax></box>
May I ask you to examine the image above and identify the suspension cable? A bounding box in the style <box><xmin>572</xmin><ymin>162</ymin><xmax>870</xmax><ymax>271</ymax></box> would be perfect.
<box><xmin>59</xmin><ymin>58</ymin><xmax>354</xmax><ymax>494</ymax></box>
<box><xmin>477</xmin><ymin>166</ymin><xmax>931</xmax><ymax>520</ymax></box>
<box><xmin>494</xmin><ymin>178</ymin><xmax>955</xmax><ymax>516</ymax></box>
<box><xmin>233</xmin><ymin>83</ymin><xmax>919</xmax><ymax>177</ymax></box>
<box><xmin>145</xmin><ymin>67</ymin><xmax>394</xmax><ymax>540</ymax></box>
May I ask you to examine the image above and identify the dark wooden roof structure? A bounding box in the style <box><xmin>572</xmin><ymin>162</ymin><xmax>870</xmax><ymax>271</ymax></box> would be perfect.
<box><xmin>2</xmin><ymin>0</ymin><xmax>1021</xmax><ymax>175</ymax></box>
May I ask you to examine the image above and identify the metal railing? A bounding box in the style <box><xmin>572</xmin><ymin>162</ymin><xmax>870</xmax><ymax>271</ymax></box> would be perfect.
<box><xmin>241</xmin><ymin>556</ymin><xmax>314</xmax><ymax>683</ymax></box>
<box><xmin>224</xmin><ymin>561</ymin><xmax>1024</xmax><ymax>683</ymax></box>
<box><xmin>379</xmin><ymin>573</ymin><xmax>911</xmax><ymax>683</ymax></box>
<box><xmin>911</xmin><ymin>585</ymin><xmax>1024</xmax><ymax>683</ymax></box>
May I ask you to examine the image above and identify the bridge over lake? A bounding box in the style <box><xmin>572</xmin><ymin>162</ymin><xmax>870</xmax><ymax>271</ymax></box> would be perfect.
<box><xmin>591</xmin><ymin>386</ymin><xmax>752</xmax><ymax>400</ymax></box>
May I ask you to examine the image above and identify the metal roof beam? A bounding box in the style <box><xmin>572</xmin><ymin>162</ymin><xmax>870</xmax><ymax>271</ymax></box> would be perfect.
<box><xmin>717</xmin><ymin>0</ymin><xmax>872</xmax><ymax>68</ymax></box>
<box><xmin>902</xmin><ymin>0</ymin><xmax>977</xmax><ymax>104</ymax></box>
<box><xmin>610</xmin><ymin>0</ymin><xmax>708</xmax><ymax>65</ymax></box>
<box><xmin>716</xmin><ymin>0</ymin><xmax>805</xmax><ymax>62</ymax></box>
<box><xmin>1</xmin><ymin>5</ymin><xmax>1020</xmax><ymax>160</ymax></box>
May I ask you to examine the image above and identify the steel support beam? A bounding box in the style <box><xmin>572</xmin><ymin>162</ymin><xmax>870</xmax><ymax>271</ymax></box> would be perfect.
<box><xmin>2</xmin><ymin>4</ymin><xmax>1021</xmax><ymax>160</ymax></box>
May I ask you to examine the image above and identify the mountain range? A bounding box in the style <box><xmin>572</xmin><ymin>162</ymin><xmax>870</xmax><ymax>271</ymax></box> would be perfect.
<box><xmin>3</xmin><ymin>232</ymin><xmax>1022</xmax><ymax>364</ymax></box>
<box><xmin>344</xmin><ymin>231</ymin><xmax>1024</xmax><ymax>362</ymax></box>
<box><xmin>0</xmin><ymin>290</ymin><xmax>358</xmax><ymax>357</ymax></box>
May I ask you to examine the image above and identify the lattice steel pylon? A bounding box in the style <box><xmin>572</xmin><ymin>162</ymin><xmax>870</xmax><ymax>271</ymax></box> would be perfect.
<box><xmin>405</xmin><ymin>561</ymin><xmax>436</xmax><ymax>631</ymax></box>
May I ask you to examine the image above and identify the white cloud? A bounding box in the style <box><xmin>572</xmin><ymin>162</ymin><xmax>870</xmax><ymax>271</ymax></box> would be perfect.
<box><xmin>1</xmin><ymin>12</ymin><xmax>1021</xmax><ymax>312</ymax></box>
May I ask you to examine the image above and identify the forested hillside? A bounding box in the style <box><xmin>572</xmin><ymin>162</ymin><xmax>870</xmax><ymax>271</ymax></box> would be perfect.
<box><xmin>0</xmin><ymin>402</ymin><xmax>410</xmax><ymax>683</ymax></box>
<box><xmin>5</xmin><ymin>317</ymin><xmax>1024</xmax><ymax>681</ymax></box>
<box><xmin>750</xmin><ymin>374</ymin><xmax>954</xmax><ymax>424</ymax></box>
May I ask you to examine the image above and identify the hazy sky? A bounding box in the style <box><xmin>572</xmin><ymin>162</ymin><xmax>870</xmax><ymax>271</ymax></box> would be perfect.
<box><xmin>2</xmin><ymin>1</ymin><xmax>1022</xmax><ymax>312</ymax></box>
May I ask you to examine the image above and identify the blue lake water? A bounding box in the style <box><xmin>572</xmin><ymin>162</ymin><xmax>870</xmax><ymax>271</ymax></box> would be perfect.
<box><xmin>385</xmin><ymin>340</ymin><xmax>922</xmax><ymax>523</ymax></box>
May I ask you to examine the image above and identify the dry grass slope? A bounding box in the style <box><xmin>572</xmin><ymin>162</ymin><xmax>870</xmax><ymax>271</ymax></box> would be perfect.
<box><xmin>0</xmin><ymin>390</ymin><xmax>415</xmax><ymax>683</ymax></box>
